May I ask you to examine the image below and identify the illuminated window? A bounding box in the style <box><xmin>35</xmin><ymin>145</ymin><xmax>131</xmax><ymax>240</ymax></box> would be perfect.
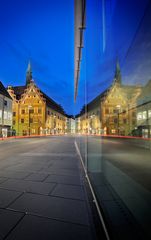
<box><xmin>148</xmin><ymin>110</ymin><xmax>151</xmax><ymax>118</ymax></box>
<box><xmin>142</xmin><ymin>111</ymin><xmax>147</xmax><ymax>119</ymax></box>
<box><xmin>142</xmin><ymin>129</ymin><xmax>148</xmax><ymax>138</ymax></box>
<box><xmin>8</xmin><ymin>112</ymin><xmax>12</xmax><ymax>120</ymax></box>
<box><xmin>0</xmin><ymin>110</ymin><xmax>2</xmax><ymax>119</ymax></box>
<box><xmin>32</xmin><ymin>129</ymin><xmax>35</xmax><ymax>134</ymax></box>
<box><xmin>137</xmin><ymin>112</ymin><xmax>142</xmax><ymax>120</ymax></box>
<box><xmin>4</xmin><ymin>111</ymin><xmax>7</xmax><ymax>120</ymax></box>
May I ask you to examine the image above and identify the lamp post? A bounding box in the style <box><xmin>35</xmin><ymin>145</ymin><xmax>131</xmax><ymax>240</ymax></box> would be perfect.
<box><xmin>116</xmin><ymin>105</ymin><xmax>121</xmax><ymax>135</ymax></box>
<box><xmin>28</xmin><ymin>105</ymin><xmax>32</xmax><ymax>136</ymax></box>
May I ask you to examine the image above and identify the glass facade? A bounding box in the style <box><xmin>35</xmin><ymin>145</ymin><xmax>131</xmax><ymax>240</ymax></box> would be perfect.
<box><xmin>75</xmin><ymin>0</ymin><xmax>151</xmax><ymax>239</ymax></box>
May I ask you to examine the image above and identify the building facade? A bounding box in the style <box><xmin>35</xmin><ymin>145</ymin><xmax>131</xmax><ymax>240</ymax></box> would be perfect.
<box><xmin>77</xmin><ymin>61</ymin><xmax>142</xmax><ymax>136</ymax></box>
<box><xmin>78</xmin><ymin>101</ymin><xmax>101</xmax><ymax>134</ymax></box>
<box><xmin>7</xmin><ymin>62</ymin><xmax>66</xmax><ymax>136</ymax></box>
<box><xmin>0</xmin><ymin>81</ymin><xmax>12</xmax><ymax>137</ymax></box>
<box><xmin>136</xmin><ymin>80</ymin><xmax>151</xmax><ymax>138</ymax></box>
<box><xmin>66</xmin><ymin>115</ymin><xmax>76</xmax><ymax>134</ymax></box>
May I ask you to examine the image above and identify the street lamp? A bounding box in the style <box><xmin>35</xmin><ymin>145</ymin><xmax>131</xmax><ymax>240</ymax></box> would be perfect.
<box><xmin>116</xmin><ymin>105</ymin><xmax>121</xmax><ymax>135</ymax></box>
<box><xmin>28</xmin><ymin>105</ymin><xmax>32</xmax><ymax>136</ymax></box>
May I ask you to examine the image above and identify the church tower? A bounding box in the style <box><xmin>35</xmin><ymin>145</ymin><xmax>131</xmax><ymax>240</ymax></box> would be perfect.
<box><xmin>26</xmin><ymin>61</ymin><xmax>32</xmax><ymax>85</ymax></box>
<box><xmin>114</xmin><ymin>59</ymin><xmax>121</xmax><ymax>85</ymax></box>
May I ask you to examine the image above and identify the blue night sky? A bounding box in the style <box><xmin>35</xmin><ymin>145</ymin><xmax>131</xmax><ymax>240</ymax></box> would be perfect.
<box><xmin>0</xmin><ymin>0</ymin><xmax>151</xmax><ymax>115</ymax></box>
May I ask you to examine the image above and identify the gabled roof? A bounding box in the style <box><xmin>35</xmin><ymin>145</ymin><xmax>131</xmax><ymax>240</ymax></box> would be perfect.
<box><xmin>78</xmin><ymin>83</ymin><xmax>142</xmax><ymax>117</ymax></box>
<box><xmin>11</xmin><ymin>84</ymin><xmax>65</xmax><ymax>115</ymax></box>
<box><xmin>0</xmin><ymin>81</ymin><xmax>12</xmax><ymax>99</ymax></box>
<box><xmin>79</xmin><ymin>88</ymin><xmax>109</xmax><ymax>116</ymax></box>
<box><xmin>13</xmin><ymin>86</ymin><xmax>26</xmax><ymax>100</ymax></box>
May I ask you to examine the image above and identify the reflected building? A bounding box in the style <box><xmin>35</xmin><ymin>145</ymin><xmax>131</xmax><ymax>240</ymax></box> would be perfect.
<box><xmin>66</xmin><ymin>115</ymin><xmax>76</xmax><ymax>134</ymax></box>
<box><xmin>77</xmin><ymin>61</ymin><xmax>142</xmax><ymax>136</ymax></box>
<box><xmin>78</xmin><ymin>101</ymin><xmax>101</xmax><ymax>134</ymax></box>
<box><xmin>7</xmin><ymin>62</ymin><xmax>66</xmax><ymax>136</ymax></box>
<box><xmin>136</xmin><ymin>80</ymin><xmax>151</xmax><ymax>138</ymax></box>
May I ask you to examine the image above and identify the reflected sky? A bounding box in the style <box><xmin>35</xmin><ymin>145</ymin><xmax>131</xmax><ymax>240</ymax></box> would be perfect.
<box><xmin>0</xmin><ymin>0</ymin><xmax>150</xmax><ymax>114</ymax></box>
<box><xmin>76</xmin><ymin>0</ymin><xmax>151</xmax><ymax>113</ymax></box>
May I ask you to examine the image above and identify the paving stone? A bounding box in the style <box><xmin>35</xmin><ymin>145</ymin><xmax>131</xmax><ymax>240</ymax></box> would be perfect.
<box><xmin>0</xmin><ymin>177</ymin><xmax>7</xmax><ymax>184</ymax></box>
<box><xmin>42</xmin><ymin>168</ymin><xmax>80</xmax><ymax>176</ymax></box>
<box><xmin>5</xmin><ymin>165</ymin><xmax>43</xmax><ymax>172</ymax></box>
<box><xmin>50</xmin><ymin>163</ymin><xmax>79</xmax><ymax>170</ymax></box>
<box><xmin>0</xmin><ymin>171</ymin><xmax>30</xmax><ymax>180</ymax></box>
<box><xmin>51</xmin><ymin>184</ymin><xmax>85</xmax><ymax>200</ymax></box>
<box><xmin>0</xmin><ymin>209</ymin><xmax>24</xmax><ymax>239</ymax></box>
<box><xmin>0</xmin><ymin>189</ymin><xmax>22</xmax><ymax>208</ymax></box>
<box><xmin>8</xmin><ymin>193</ymin><xmax>90</xmax><ymax>225</ymax></box>
<box><xmin>24</xmin><ymin>173</ymin><xmax>49</xmax><ymax>182</ymax></box>
<box><xmin>0</xmin><ymin>179</ymin><xmax>56</xmax><ymax>195</ymax></box>
<box><xmin>45</xmin><ymin>174</ymin><xmax>83</xmax><ymax>186</ymax></box>
<box><xmin>6</xmin><ymin>215</ymin><xmax>93</xmax><ymax>240</ymax></box>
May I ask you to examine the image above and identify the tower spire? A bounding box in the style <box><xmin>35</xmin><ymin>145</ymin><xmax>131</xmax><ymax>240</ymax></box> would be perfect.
<box><xmin>114</xmin><ymin>59</ymin><xmax>121</xmax><ymax>85</ymax></box>
<box><xmin>26</xmin><ymin>60</ymin><xmax>32</xmax><ymax>85</ymax></box>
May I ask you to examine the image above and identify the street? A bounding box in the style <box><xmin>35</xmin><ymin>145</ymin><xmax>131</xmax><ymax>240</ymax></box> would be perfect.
<box><xmin>0</xmin><ymin>136</ymin><xmax>102</xmax><ymax>240</ymax></box>
<box><xmin>0</xmin><ymin>135</ymin><xmax>151</xmax><ymax>239</ymax></box>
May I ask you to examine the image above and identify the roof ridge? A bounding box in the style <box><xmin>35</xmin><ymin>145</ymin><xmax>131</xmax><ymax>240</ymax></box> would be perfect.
<box><xmin>0</xmin><ymin>81</ymin><xmax>12</xmax><ymax>99</ymax></box>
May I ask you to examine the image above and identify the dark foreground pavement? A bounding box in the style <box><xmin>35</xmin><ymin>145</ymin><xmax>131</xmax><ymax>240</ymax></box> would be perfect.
<box><xmin>0</xmin><ymin>136</ymin><xmax>103</xmax><ymax>240</ymax></box>
<box><xmin>76</xmin><ymin>136</ymin><xmax>151</xmax><ymax>239</ymax></box>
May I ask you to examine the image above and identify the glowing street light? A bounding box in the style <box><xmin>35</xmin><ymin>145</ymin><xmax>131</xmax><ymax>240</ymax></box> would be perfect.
<box><xmin>28</xmin><ymin>105</ymin><xmax>32</xmax><ymax>136</ymax></box>
<box><xmin>116</xmin><ymin>105</ymin><xmax>121</xmax><ymax>135</ymax></box>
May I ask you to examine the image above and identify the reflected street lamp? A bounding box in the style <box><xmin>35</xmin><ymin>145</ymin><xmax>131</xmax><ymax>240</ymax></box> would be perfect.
<box><xmin>28</xmin><ymin>105</ymin><xmax>32</xmax><ymax>136</ymax></box>
<box><xmin>116</xmin><ymin>105</ymin><xmax>121</xmax><ymax>135</ymax></box>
